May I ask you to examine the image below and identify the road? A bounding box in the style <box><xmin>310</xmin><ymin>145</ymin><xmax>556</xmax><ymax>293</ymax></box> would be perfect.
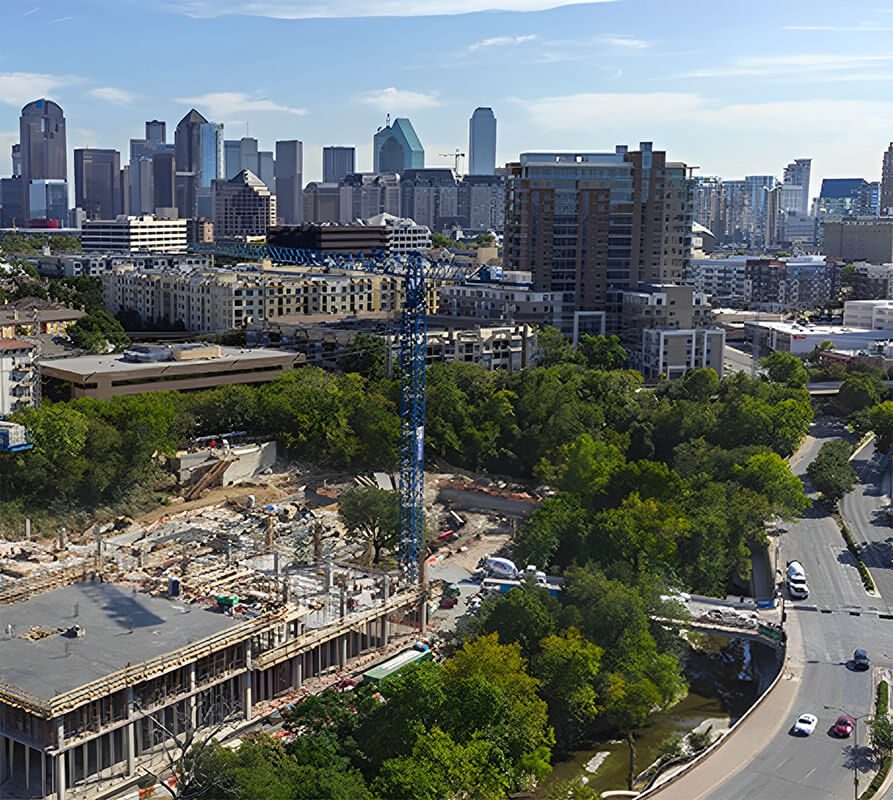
<box><xmin>725</xmin><ymin>344</ymin><xmax>756</xmax><ymax>375</ymax></box>
<box><xmin>659</xmin><ymin>419</ymin><xmax>893</xmax><ymax>800</ymax></box>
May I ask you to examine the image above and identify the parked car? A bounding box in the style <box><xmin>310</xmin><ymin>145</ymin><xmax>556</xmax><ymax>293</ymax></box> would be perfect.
<box><xmin>786</xmin><ymin>575</ymin><xmax>809</xmax><ymax>599</ymax></box>
<box><xmin>853</xmin><ymin>649</ymin><xmax>870</xmax><ymax>671</ymax></box>
<box><xmin>792</xmin><ymin>713</ymin><xmax>818</xmax><ymax>736</ymax></box>
<box><xmin>833</xmin><ymin>715</ymin><xmax>855</xmax><ymax>737</ymax></box>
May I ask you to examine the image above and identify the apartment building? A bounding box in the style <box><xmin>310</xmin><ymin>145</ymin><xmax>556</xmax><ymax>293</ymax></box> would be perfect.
<box><xmin>503</xmin><ymin>143</ymin><xmax>692</xmax><ymax>334</ymax></box>
<box><xmin>0</xmin><ymin>305</ymin><xmax>84</xmax><ymax>338</ymax></box>
<box><xmin>102</xmin><ymin>266</ymin><xmax>440</xmax><ymax>333</ymax></box>
<box><xmin>82</xmin><ymin>215</ymin><xmax>187</xmax><ymax>253</ymax></box>
<box><xmin>848</xmin><ymin>263</ymin><xmax>893</xmax><ymax>300</ymax></box>
<box><xmin>0</xmin><ymin>338</ymin><xmax>35</xmax><ymax>414</ymax></box>
<box><xmin>641</xmin><ymin>328</ymin><xmax>725</xmax><ymax>381</ymax></box>
<box><xmin>435</xmin><ymin>282</ymin><xmax>566</xmax><ymax>329</ymax></box>
<box><xmin>31</xmin><ymin>253</ymin><xmax>211</xmax><ymax>279</ymax></box>
<box><xmin>843</xmin><ymin>299</ymin><xmax>893</xmax><ymax>330</ymax></box>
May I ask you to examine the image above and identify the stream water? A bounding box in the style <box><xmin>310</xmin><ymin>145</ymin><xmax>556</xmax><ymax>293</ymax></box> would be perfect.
<box><xmin>532</xmin><ymin>635</ymin><xmax>766</xmax><ymax>797</ymax></box>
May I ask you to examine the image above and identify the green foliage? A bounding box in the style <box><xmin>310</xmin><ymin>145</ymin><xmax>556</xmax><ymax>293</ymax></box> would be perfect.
<box><xmin>868</xmin><ymin>402</ymin><xmax>893</xmax><ymax>452</ymax></box>
<box><xmin>430</xmin><ymin>232</ymin><xmax>463</xmax><ymax>249</ymax></box>
<box><xmin>340</xmin><ymin>332</ymin><xmax>386</xmax><ymax>381</ymax></box>
<box><xmin>836</xmin><ymin>373</ymin><xmax>888</xmax><ymax>415</ymax></box>
<box><xmin>337</xmin><ymin>486</ymin><xmax>399</xmax><ymax>563</ymax></box>
<box><xmin>859</xmin><ymin>755</ymin><xmax>891</xmax><ymax>800</ymax></box>
<box><xmin>544</xmin><ymin>777</ymin><xmax>603</xmax><ymax>799</ymax></box>
<box><xmin>538</xmin><ymin>325</ymin><xmax>575</xmax><ymax>367</ymax></box>
<box><xmin>47</xmin><ymin>276</ymin><xmax>104</xmax><ymax>311</ymax></box>
<box><xmin>879</xmin><ymin>680</ymin><xmax>890</xmax><ymax>714</ymax></box>
<box><xmin>66</xmin><ymin>309</ymin><xmax>131</xmax><ymax>353</ymax></box>
<box><xmin>807</xmin><ymin>439</ymin><xmax>857</xmax><ymax>504</ymax></box>
<box><xmin>760</xmin><ymin>351</ymin><xmax>808</xmax><ymax>388</ymax></box>
<box><xmin>0</xmin><ymin>232</ymin><xmax>80</xmax><ymax>255</ymax></box>
<box><xmin>576</xmin><ymin>335</ymin><xmax>627</xmax><ymax>370</ymax></box>
<box><xmin>838</xmin><ymin>517</ymin><xmax>875</xmax><ymax>592</ymax></box>
<box><xmin>869</xmin><ymin>715</ymin><xmax>893</xmax><ymax>756</ymax></box>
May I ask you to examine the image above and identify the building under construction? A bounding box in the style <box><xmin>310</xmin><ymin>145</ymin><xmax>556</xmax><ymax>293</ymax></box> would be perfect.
<box><xmin>0</xmin><ymin>504</ymin><xmax>426</xmax><ymax>800</ymax></box>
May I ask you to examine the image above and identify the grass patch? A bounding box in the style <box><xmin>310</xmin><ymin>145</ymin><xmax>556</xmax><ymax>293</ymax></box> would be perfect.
<box><xmin>834</xmin><ymin>509</ymin><xmax>876</xmax><ymax>592</ymax></box>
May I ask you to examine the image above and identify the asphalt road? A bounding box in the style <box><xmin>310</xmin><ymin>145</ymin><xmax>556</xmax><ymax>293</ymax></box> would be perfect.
<box><xmin>703</xmin><ymin>420</ymin><xmax>893</xmax><ymax>800</ymax></box>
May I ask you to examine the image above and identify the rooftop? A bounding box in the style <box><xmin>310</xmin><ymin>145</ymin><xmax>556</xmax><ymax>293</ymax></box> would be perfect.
<box><xmin>0</xmin><ymin>581</ymin><xmax>242</xmax><ymax>699</ymax></box>
<box><xmin>39</xmin><ymin>346</ymin><xmax>292</xmax><ymax>377</ymax></box>
<box><xmin>0</xmin><ymin>338</ymin><xmax>33</xmax><ymax>350</ymax></box>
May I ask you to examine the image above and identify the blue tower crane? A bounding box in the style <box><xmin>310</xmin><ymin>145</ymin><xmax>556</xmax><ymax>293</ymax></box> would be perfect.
<box><xmin>194</xmin><ymin>242</ymin><xmax>475</xmax><ymax>581</ymax></box>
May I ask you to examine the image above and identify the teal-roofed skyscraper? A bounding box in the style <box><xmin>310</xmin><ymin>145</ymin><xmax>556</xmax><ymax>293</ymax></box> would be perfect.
<box><xmin>373</xmin><ymin>117</ymin><xmax>424</xmax><ymax>173</ymax></box>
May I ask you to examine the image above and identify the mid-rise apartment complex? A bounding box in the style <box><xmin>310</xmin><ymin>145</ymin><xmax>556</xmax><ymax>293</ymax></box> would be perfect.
<box><xmin>101</xmin><ymin>266</ymin><xmax>441</xmax><ymax>333</ymax></box>
<box><xmin>502</xmin><ymin>143</ymin><xmax>693</xmax><ymax>334</ymax></box>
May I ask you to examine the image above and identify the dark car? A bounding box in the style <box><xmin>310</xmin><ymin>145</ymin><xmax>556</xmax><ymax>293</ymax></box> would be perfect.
<box><xmin>833</xmin><ymin>715</ymin><xmax>855</xmax><ymax>737</ymax></box>
<box><xmin>853</xmin><ymin>649</ymin><xmax>870</xmax><ymax>671</ymax></box>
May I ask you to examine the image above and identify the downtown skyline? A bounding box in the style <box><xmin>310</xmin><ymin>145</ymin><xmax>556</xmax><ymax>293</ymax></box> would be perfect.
<box><xmin>3</xmin><ymin>0</ymin><xmax>893</xmax><ymax>196</ymax></box>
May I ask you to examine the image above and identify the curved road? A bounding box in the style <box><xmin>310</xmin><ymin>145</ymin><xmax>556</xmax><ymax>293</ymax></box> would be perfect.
<box><xmin>658</xmin><ymin>419</ymin><xmax>893</xmax><ymax>800</ymax></box>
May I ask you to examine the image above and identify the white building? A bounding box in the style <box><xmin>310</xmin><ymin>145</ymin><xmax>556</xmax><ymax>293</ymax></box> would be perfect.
<box><xmin>746</xmin><ymin>320</ymin><xmax>893</xmax><ymax>355</ymax></box>
<box><xmin>364</xmin><ymin>212</ymin><xmax>431</xmax><ymax>254</ymax></box>
<box><xmin>843</xmin><ymin>300</ymin><xmax>893</xmax><ymax>330</ymax></box>
<box><xmin>82</xmin><ymin>215</ymin><xmax>187</xmax><ymax>253</ymax></box>
<box><xmin>690</xmin><ymin>256</ymin><xmax>749</xmax><ymax>304</ymax></box>
<box><xmin>0</xmin><ymin>338</ymin><xmax>36</xmax><ymax>414</ymax></box>
<box><xmin>388</xmin><ymin>324</ymin><xmax>538</xmax><ymax>372</ymax></box>
<box><xmin>641</xmin><ymin>328</ymin><xmax>725</xmax><ymax>381</ymax></box>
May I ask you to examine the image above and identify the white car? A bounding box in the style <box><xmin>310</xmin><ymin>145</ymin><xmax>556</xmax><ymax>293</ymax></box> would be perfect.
<box><xmin>792</xmin><ymin>713</ymin><xmax>818</xmax><ymax>736</ymax></box>
<box><xmin>787</xmin><ymin>576</ymin><xmax>809</xmax><ymax>599</ymax></box>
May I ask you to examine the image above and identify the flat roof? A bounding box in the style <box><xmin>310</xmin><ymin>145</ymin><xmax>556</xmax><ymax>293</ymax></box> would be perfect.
<box><xmin>0</xmin><ymin>581</ymin><xmax>242</xmax><ymax>699</ymax></box>
<box><xmin>0</xmin><ymin>338</ymin><xmax>33</xmax><ymax>350</ymax></box>
<box><xmin>39</xmin><ymin>346</ymin><xmax>292</xmax><ymax>378</ymax></box>
<box><xmin>747</xmin><ymin>321</ymin><xmax>893</xmax><ymax>336</ymax></box>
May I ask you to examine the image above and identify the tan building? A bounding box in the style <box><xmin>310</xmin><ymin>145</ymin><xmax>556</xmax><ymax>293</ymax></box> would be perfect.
<box><xmin>823</xmin><ymin>218</ymin><xmax>893</xmax><ymax>263</ymax></box>
<box><xmin>0</xmin><ymin>306</ymin><xmax>85</xmax><ymax>338</ymax></box>
<box><xmin>212</xmin><ymin>170</ymin><xmax>276</xmax><ymax>241</ymax></box>
<box><xmin>40</xmin><ymin>344</ymin><xmax>295</xmax><ymax>400</ymax></box>
<box><xmin>102</xmin><ymin>266</ymin><xmax>440</xmax><ymax>334</ymax></box>
<box><xmin>641</xmin><ymin>328</ymin><xmax>725</xmax><ymax>380</ymax></box>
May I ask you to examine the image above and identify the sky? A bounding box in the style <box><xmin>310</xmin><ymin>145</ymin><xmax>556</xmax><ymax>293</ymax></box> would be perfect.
<box><xmin>3</xmin><ymin>0</ymin><xmax>893</xmax><ymax>200</ymax></box>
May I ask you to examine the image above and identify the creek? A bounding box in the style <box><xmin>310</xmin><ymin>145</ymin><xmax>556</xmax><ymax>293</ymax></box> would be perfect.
<box><xmin>532</xmin><ymin>635</ymin><xmax>773</xmax><ymax>797</ymax></box>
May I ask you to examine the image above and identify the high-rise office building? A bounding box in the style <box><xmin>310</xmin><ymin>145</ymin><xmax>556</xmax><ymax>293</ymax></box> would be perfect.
<box><xmin>258</xmin><ymin>151</ymin><xmax>274</xmax><ymax>192</ymax></box>
<box><xmin>0</xmin><ymin>178</ymin><xmax>23</xmax><ymax>227</ymax></box>
<box><xmin>197</xmin><ymin>122</ymin><xmax>224</xmax><ymax>217</ymax></box>
<box><xmin>74</xmin><ymin>149</ymin><xmax>121</xmax><ymax>220</ymax></box>
<box><xmin>174</xmin><ymin>108</ymin><xmax>206</xmax><ymax>218</ymax></box>
<box><xmin>130</xmin><ymin>121</ymin><xmax>173</xmax><ymax>215</ymax></box>
<box><xmin>503</xmin><ymin>143</ymin><xmax>692</xmax><ymax>334</ymax></box>
<box><xmin>468</xmin><ymin>107</ymin><xmax>496</xmax><ymax>176</ymax></box>
<box><xmin>11</xmin><ymin>144</ymin><xmax>21</xmax><ymax>178</ymax></box>
<box><xmin>152</xmin><ymin>152</ymin><xmax>176</xmax><ymax>211</ymax></box>
<box><xmin>373</xmin><ymin>118</ymin><xmax>424</xmax><ymax>173</ymax></box>
<box><xmin>274</xmin><ymin>140</ymin><xmax>303</xmax><ymax>225</ymax></box>
<box><xmin>815</xmin><ymin>178</ymin><xmax>874</xmax><ymax>217</ymax></box>
<box><xmin>224</xmin><ymin>138</ymin><xmax>274</xmax><ymax>189</ymax></box>
<box><xmin>323</xmin><ymin>146</ymin><xmax>356</xmax><ymax>183</ymax></box>
<box><xmin>881</xmin><ymin>144</ymin><xmax>893</xmax><ymax>216</ymax></box>
<box><xmin>19</xmin><ymin>99</ymin><xmax>67</xmax><ymax>222</ymax></box>
<box><xmin>212</xmin><ymin>170</ymin><xmax>276</xmax><ymax>239</ymax></box>
<box><xmin>782</xmin><ymin>158</ymin><xmax>811</xmax><ymax>216</ymax></box>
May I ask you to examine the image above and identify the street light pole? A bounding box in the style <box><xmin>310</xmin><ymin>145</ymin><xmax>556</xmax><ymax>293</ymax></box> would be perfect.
<box><xmin>824</xmin><ymin>705</ymin><xmax>870</xmax><ymax>800</ymax></box>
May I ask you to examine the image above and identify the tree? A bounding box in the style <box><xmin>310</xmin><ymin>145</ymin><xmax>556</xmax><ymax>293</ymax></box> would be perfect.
<box><xmin>544</xmin><ymin>777</ymin><xmax>603</xmax><ymax>800</ymax></box>
<box><xmin>869</xmin><ymin>402</ymin><xmax>893</xmax><ymax>452</ymax></box>
<box><xmin>869</xmin><ymin>714</ymin><xmax>893</xmax><ymax>755</ymax></box>
<box><xmin>67</xmin><ymin>309</ymin><xmax>131</xmax><ymax>353</ymax></box>
<box><xmin>337</xmin><ymin>486</ymin><xmax>399</xmax><ymax>563</ymax></box>
<box><xmin>836</xmin><ymin>373</ymin><xmax>887</xmax><ymax>415</ymax></box>
<box><xmin>538</xmin><ymin>326</ymin><xmax>575</xmax><ymax>367</ymax></box>
<box><xmin>480</xmin><ymin>584</ymin><xmax>558</xmax><ymax>658</ymax></box>
<box><xmin>340</xmin><ymin>333</ymin><xmax>386</xmax><ymax>381</ymax></box>
<box><xmin>515</xmin><ymin>493</ymin><xmax>591</xmax><ymax>569</ymax></box>
<box><xmin>733</xmin><ymin>452</ymin><xmax>810</xmax><ymax>519</ymax></box>
<box><xmin>576</xmin><ymin>335</ymin><xmax>627</xmax><ymax>370</ymax></box>
<box><xmin>806</xmin><ymin>439</ymin><xmax>857</xmax><ymax>505</ymax></box>
<box><xmin>760</xmin><ymin>351</ymin><xmax>808</xmax><ymax>388</ymax></box>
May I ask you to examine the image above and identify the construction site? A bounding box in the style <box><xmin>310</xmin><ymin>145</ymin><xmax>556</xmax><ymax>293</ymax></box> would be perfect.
<box><xmin>0</xmin><ymin>448</ymin><xmax>541</xmax><ymax>800</ymax></box>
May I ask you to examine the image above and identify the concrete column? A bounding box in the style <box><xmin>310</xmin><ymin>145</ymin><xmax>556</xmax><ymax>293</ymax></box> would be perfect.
<box><xmin>381</xmin><ymin>577</ymin><xmax>390</xmax><ymax>645</ymax></box>
<box><xmin>125</xmin><ymin>686</ymin><xmax>135</xmax><ymax>778</ymax></box>
<box><xmin>0</xmin><ymin>735</ymin><xmax>7</xmax><ymax>783</ymax></box>
<box><xmin>339</xmin><ymin>635</ymin><xmax>347</xmax><ymax>670</ymax></box>
<box><xmin>25</xmin><ymin>744</ymin><xmax>30</xmax><ymax>790</ymax></box>
<box><xmin>291</xmin><ymin>657</ymin><xmax>302</xmax><ymax>689</ymax></box>
<box><xmin>6</xmin><ymin>737</ymin><xmax>12</xmax><ymax>781</ymax></box>
<box><xmin>188</xmin><ymin>664</ymin><xmax>198</xmax><ymax>729</ymax></box>
<box><xmin>41</xmin><ymin>751</ymin><xmax>45</xmax><ymax>797</ymax></box>
<box><xmin>55</xmin><ymin>753</ymin><xmax>66</xmax><ymax>800</ymax></box>
<box><xmin>243</xmin><ymin>639</ymin><xmax>254</xmax><ymax>721</ymax></box>
<box><xmin>418</xmin><ymin>596</ymin><xmax>428</xmax><ymax>632</ymax></box>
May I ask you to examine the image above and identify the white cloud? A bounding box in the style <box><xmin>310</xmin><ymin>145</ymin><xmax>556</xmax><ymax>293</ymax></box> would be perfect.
<box><xmin>467</xmin><ymin>34</ymin><xmax>537</xmax><ymax>52</ymax></box>
<box><xmin>89</xmin><ymin>87</ymin><xmax>137</xmax><ymax>105</ymax></box>
<box><xmin>0</xmin><ymin>73</ymin><xmax>79</xmax><ymax>106</ymax></box>
<box><xmin>683</xmin><ymin>53</ymin><xmax>893</xmax><ymax>78</ymax></box>
<box><xmin>523</xmin><ymin>91</ymin><xmax>703</xmax><ymax>130</ymax></box>
<box><xmin>174</xmin><ymin>92</ymin><xmax>307</xmax><ymax>118</ymax></box>
<box><xmin>171</xmin><ymin>0</ymin><xmax>614</xmax><ymax>18</ymax></box>
<box><xmin>22</xmin><ymin>7</ymin><xmax>39</xmax><ymax>15</ymax></box>
<box><xmin>600</xmin><ymin>34</ymin><xmax>648</xmax><ymax>48</ymax></box>
<box><xmin>357</xmin><ymin>87</ymin><xmax>442</xmax><ymax>111</ymax></box>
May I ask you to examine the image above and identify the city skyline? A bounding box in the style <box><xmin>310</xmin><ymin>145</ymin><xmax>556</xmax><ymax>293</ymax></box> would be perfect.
<box><xmin>2</xmin><ymin>1</ymin><xmax>893</xmax><ymax>196</ymax></box>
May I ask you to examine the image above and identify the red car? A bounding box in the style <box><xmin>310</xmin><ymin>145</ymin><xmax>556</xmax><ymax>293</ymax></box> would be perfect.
<box><xmin>833</xmin><ymin>715</ymin><xmax>855</xmax><ymax>737</ymax></box>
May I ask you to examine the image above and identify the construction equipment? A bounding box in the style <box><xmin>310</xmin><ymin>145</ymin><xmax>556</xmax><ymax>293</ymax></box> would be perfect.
<box><xmin>439</xmin><ymin>149</ymin><xmax>465</xmax><ymax>173</ymax></box>
<box><xmin>193</xmin><ymin>243</ymin><xmax>477</xmax><ymax>581</ymax></box>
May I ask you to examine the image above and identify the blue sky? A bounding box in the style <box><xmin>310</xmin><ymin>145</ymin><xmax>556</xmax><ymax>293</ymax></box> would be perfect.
<box><xmin>3</xmin><ymin>0</ymin><xmax>893</xmax><ymax>199</ymax></box>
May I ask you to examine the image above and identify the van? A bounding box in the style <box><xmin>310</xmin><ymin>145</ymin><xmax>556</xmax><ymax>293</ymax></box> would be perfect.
<box><xmin>482</xmin><ymin>557</ymin><xmax>519</xmax><ymax>580</ymax></box>
<box><xmin>787</xmin><ymin>575</ymin><xmax>809</xmax><ymax>599</ymax></box>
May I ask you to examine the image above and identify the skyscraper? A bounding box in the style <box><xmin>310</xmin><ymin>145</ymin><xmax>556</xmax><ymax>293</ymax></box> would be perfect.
<box><xmin>74</xmin><ymin>148</ymin><xmax>121</xmax><ymax>220</ymax></box>
<box><xmin>503</xmin><ymin>143</ymin><xmax>692</xmax><ymax>333</ymax></box>
<box><xmin>373</xmin><ymin>118</ymin><xmax>424</xmax><ymax>173</ymax></box>
<box><xmin>881</xmin><ymin>144</ymin><xmax>893</xmax><ymax>215</ymax></box>
<box><xmin>213</xmin><ymin>170</ymin><xmax>276</xmax><ymax>239</ymax></box>
<box><xmin>468</xmin><ymin>107</ymin><xmax>496</xmax><ymax>176</ymax></box>
<box><xmin>174</xmin><ymin>109</ymin><xmax>223</xmax><ymax>218</ymax></box>
<box><xmin>782</xmin><ymin>158</ymin><xmax>811</xmax><ymax>216</ymax></box>
<box><xmin>152</xmin><ymin>152</ymin><xmax>176</xmax><ymax>211</ymax></box>
<box><xmin>274</xmin><ymin>140</ymin><xmax>303</xmax><ymax>225</ymax></box>
<box><xmin>130</xmin><ymin>120</ymin><xmax>173</xmax><ymax>215</ymax></box>
<box><xmin>19</xmin><ymin>99</ymin><xmax>67</xmax><ymax>222</ymax></box>
<box><xmin>323</xmin><ymin>146</ymin><xmax>356</xmax><ymax>183</ymax></box>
